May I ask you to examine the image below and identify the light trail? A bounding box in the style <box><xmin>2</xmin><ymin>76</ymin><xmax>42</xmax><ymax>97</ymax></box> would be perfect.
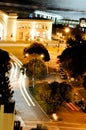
<box><xmin>10</xmin><ymin>54</ymin><xmax>35</xmax><ymax>106</ymax></box>
<box><xmin>18</xmin><ymin>73</ymin><xmax>31</xmax><ymax>107</ymax></box>
<box><xmin>10</xmin><ymin>62</ymin><xmax>15</xmax><ymax>79</ymax></box>
<box><xmin>13</xmin><ymin>62</ymin><xmax>19</xmax><ymax>78</ymax></box>
<box><xmin>19</xmin><ymin>73</ymin><xmax>35</xmax><ymax>106</ymax></box>
<box><xmin>10</xmin><ymin>54</ymin><xmax>23</xmax><ymax>67</ymax></box>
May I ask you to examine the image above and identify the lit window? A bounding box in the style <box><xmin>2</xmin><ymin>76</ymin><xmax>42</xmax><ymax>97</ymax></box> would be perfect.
<box><xmin>39</xmin><ymin>24</ymin><xmax>42</xmax><ymax>28</ymax></box>
<box><xmin>46</xmin><ymin>26</ymin><xmax>48</xmax><ymax>30</ymax></box>
<box><xmin>43</xmin><ymin>32</ymin><xmax>46</xmax><ymax>39</ymax></box>
<box><xmin>42</xmin><ymin>25</ymin><xmax>44</xmax><ymax>29</ymax></box>
<box><xmin>35</xmin><ymin>24</ymin><xmax>38</xmax><ymax>28</ymax></box>
<box><xmin>19</xmin><ymin>32</ymin><xmax>23</xmax><ymax>39</ymax></box>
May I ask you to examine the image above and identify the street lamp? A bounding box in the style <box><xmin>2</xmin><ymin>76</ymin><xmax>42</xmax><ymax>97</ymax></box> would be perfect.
<box><xmin>65</xmin><ymin>27</ymin><xmax>70</xmax><ymax>39</ymax></box>
<box><xmin>40</xmin><ymin>54</ymin><xmax>44</xmax><ymax>59</ymax></box>
<box><xmin>52</xmin><ymin>113</ymin><xmax>58</xmax><ymax>121</ymax></box>
<box><xmin>65</xmin><ymin>27</ymin><xmax>70</xmax><ymax>33</ymax></box>
<box><xmin>65</xmin><ymin>27</ymin><xmax>70</xmax><ymax>47</ymax></box>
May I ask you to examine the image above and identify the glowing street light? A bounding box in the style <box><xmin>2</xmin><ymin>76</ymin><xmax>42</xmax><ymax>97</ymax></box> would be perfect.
<box><xmin>40</xmin><ymin>54</ymin><xmax>44</xmax><ymax>59</ymax></box>
<box><xmin>65</xmin><ymin>27</ymin><xmax>70</xmax><ymax>47</ymax></box>
<box><xmin>52</xmin><ymin>113</ymin><xmax>58</xmax><ymax>121</ymax></box>
<box><xmin>65</xmin><ymin>27</ymin><xmax>70</xmax><ymax>34</ymax></box>
<box><xmin>65</xmin><ymin>27</ymin><xmax>70</xmax><ymax>39</ymax></box>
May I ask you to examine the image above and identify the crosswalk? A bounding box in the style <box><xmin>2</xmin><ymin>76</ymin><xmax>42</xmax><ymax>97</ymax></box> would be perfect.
<box><xmin>66</xmin><ymin>102</ymin><xmax>80</xmax><ymax>111</ymax></box>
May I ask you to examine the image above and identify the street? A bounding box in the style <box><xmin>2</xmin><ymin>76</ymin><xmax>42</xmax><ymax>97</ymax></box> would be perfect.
<box><xmin>1</xmin><ymin>42</ymin><xmax>86</xmax><ymax>130</ymax></box>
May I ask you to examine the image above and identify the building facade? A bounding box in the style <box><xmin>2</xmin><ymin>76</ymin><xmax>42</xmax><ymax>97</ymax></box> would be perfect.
<box><xmin>34</xmin><ymin>10</ymin><xmax>79</xmax><ymax>27</ymax></box>
<box><xmin>79</xmin><ymin>18</ymin><xmax>86</xmax><ymax>33</ymax></box>
<box><xmin>0</xmin><ymin>10</ymin><xmax>52</xmax><ymax>41</ymax></box>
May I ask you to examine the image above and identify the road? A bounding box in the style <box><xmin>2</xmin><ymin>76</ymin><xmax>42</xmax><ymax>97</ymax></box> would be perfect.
<box><xmin>10</xmin><ymin>55</ymin><xmax>50</xmax><ymax>121</ymax></box>
<box><xmin>58</xmin><ymin>122</ymin><xmax>86</xmax><ymax>130</ymax></box>
<box><xmin>1</xmin><ymin>42</ymin><xmax>86</xmax><ymax>130</ymax></box>
<box><xmin>10</xmin><ymin>54</ymin><xmax>60</xmax><ymax>130</ymax></box>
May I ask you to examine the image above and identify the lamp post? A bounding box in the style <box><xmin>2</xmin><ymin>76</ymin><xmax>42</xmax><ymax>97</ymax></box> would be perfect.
<box><xmin>65</xmin><ymin>27</ymin><xmax>70</xmax><ymax>39</ymax></box>
<box><xmin>56</xmin><ymin>32</ymin><xmax>62</xmax><ymax>52</ymax></box>
<box><xmin>65</xmin><ymin>27</ymin><xmax>70</xmax><ymax>47</ymax></box>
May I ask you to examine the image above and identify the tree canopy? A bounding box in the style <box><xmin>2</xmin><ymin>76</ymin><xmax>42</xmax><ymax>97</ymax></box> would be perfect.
<box><xmin>0</xmin><ymin>49</ymin><xmax>13</xmax><ymax>103</ymax></box>
<box><xmin>23</xmin><ymin>57</ymin><xmax>47</xmax><ymax>79</ymax></box>
<box><xmin>23</xmin><ymin>42</ymin><xmax>50</xmax><ymax>62</ymax></box>
<box><xmin>59</xmin><ymin>39</ymin><xmax>86</xmax><ymax>78</ymax></box>
<box><xmin>33</xmin><ymin>81</ymin><xmax>72</xmax><ymax>113</ymax></box>
<box><xmin>66</xmin><ymin>27</ymin><xmax>84</xmax><ymax>48</ymax></box>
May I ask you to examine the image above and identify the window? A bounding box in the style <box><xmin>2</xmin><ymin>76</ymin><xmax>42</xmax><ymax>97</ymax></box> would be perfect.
<box><xmin>43</xmin><ymin>32</ymin><xmax>46</xmax><ymax>39</ymax></box>
<box><xmin>19</xmin><ymin>32</ymin><xmax>23</xmax><ymax>39</ymax></box>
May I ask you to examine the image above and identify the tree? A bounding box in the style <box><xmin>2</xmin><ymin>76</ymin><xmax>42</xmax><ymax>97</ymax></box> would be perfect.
<box><xmin>32</xmin><ymin>81</ymin><xmax>73</xmax><ymax>113</ymax></box>
<box><xmin>34</xmin><ymin>82</ymin><xmax>51</xmax><ymax>113</ymax></box>
<box><xmin>24</xmin><ymin>57</ymin><xmax>47</xmax><ymax>79</ymax></box>
<box><xmin>66</xmin><ymin>27</ymin><xmax>85</xmax><ymax>48</ymax></box>
<box><xmin>48</xmin><ymin>81</ymin><xmax>72</xmax><ymax>112</ymax></box>
<box><xmin>83</xmin><ymin>76</ymin><xmax>86</xmax><ymax>89</ymax></box>
<box><xmin>23</xmin><ymin>42</ymin><xmax>50</xmax><ymax>62</ymax></box>
<box><xmin>59</xmin><ymin>42</ymin><xmax>86</xmax><ymax>78</ymax></box>
<box><xmin>0</xmin><ymin>49</ymin><xmax>13</xmax><ymax>103</ymax></box>
<box><xmin>60</xmin><ymin>82</ymin><xmax>73</xmax><ymax>102</ymax></box>
<box><xmin>49</xmin><ymin>81</ymin><xmax>63</xmax><ymax>112</ymax></box>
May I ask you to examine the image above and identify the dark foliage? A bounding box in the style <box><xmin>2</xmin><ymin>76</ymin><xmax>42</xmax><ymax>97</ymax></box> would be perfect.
<box><xmin>83</xmin><ymin>76</ymin><xmax>86</xmax><ymax>89</ymax></box>
<box><xmin>49</xmin><ymin>81</ymin><xmax>72</xmax><ymax>102</ymax></box>
<box><xmin>23</xmin><ymin>42</ymin><xmax>50</xmax><ymax>62</ymax></box>
<box><xmin>66</xmin><ymin>27</ymin><xmax>84</xmax><ymax>48</ymax></box>
<box><xmin>33</xmin><ymin>81</ymin><xmax>72</xmax><ymax>113</ymax></box>
<box><xmin>59</xmin><ymin>41</ymin><xmax>86</xmax><ymax>77</ymax></box>
<box><xmin>67</xmin><ymin>35</ymin><xmax>84</xmax><ymax>48</ymax></box>
<box><xmin>48</xmin><ymin>81</ymin><xmax>72</xmax><ymax>112</ymax></box>
<box><xmin>0</xmin><ymin>49</ymin><xmax>13</xmax><ymax>103</ymax></box>
<box><xmin>23</xmin><ymin>57</ymin><xmax>47</xmax><ymax>79</ymax></box>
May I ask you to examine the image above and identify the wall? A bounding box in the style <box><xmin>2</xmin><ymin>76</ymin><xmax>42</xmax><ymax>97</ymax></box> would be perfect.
<box><xmin>0</xmin><ymin>102</ymin><xmax>15</xmax><ymax>130</ymax></box>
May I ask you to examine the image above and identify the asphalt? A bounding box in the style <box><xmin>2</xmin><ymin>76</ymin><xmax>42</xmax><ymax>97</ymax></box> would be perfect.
<box><xmin>2</xmin><ymin>42</ymin><xmax>86</xmax><ymax>129</ymax></box>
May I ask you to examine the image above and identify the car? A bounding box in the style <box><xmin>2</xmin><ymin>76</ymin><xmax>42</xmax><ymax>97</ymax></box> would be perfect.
<box><xmin>59</xmin><ymin>69</ymin><xmax>67</xmax><ymax>79</ymax></box>
<box><xmin>56</xmin><ymin>59</ymin><xmax>60</xmax><ymax>64</ymax></box>
<box><xmin>60</xmin><ymin>73</ymin><xmax>67</xmax><ymax>79</ymax></box>
<box><xmin>75</xmin><ymin>100</ymin><xmax>84</xmax><ymax>107</ymax></box>
<box><xmin>81</xmin><ymin>106</ymin><xmax>86</xmax><ymax>113</ymax></box>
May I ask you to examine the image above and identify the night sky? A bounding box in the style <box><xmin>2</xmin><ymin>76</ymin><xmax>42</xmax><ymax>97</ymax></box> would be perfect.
<box><xmin>0</xmin><ymin>0</ymin><xmax>86</xmax><ymax>20</ymax></box>
<box><xmin>1</xmin><ymin>0</ymin><xmax>86</xmax><ymax>11</ymax></box>
<box><xmin>32</xmin><ymin>0</ymin><xmax>86</xmax><ymax>11</ymax></box>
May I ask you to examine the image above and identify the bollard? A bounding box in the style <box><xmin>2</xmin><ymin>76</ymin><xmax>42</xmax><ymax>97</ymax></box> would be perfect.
<box><xmin>14</xmin><ymin>121</ymin><xmax>20</xmax><ymax>130</ymax></box>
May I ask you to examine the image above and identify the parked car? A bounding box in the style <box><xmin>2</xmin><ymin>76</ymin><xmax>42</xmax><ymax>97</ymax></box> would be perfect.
<box><xmin>58</xmin><ymin>69</ymin><xmax>67</xmax><ymax>79</ymax></box>
<box><xmin>60</xmin><ymin>73</ymin><xmax>67</xmax><ymax>79</ymax></box>
<box><xmin>75</xmin><ymin>100</ymin><xmax>84</xmax><ymax>107</ymax></box>
<box><xmin>56</xmin><ymin>58</ymin><xmax>60</xmax><ymax>64</ymax></box>
<box><xmin>75</xmin><ymin>99</ymin><xmax>86</xmax><ymax>113</ymax></box>
<box><xmin>81</xmin><ymin>106</ymin><xmax>86</xmax><ymax>113</ymax></box>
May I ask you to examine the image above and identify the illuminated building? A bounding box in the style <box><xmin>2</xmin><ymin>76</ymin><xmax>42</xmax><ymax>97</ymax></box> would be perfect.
<box><xmin>79</xmin><ymin>18</ymin><xmax>86</xmax><ymax>32</ymax></box>
<box><xmin>34</xmin><ymin>10</ymin><xmax>79</xmax><ymax>27</ymax></box>
<box><xmin>79</xmin><ymin>18</ymin><xmax>86</xmax><ymax>28</ymax></box>
<box><xmin>0</xmin><ymin>10</ymin><xmax>52</xmax><ymax>41</ymax></box>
